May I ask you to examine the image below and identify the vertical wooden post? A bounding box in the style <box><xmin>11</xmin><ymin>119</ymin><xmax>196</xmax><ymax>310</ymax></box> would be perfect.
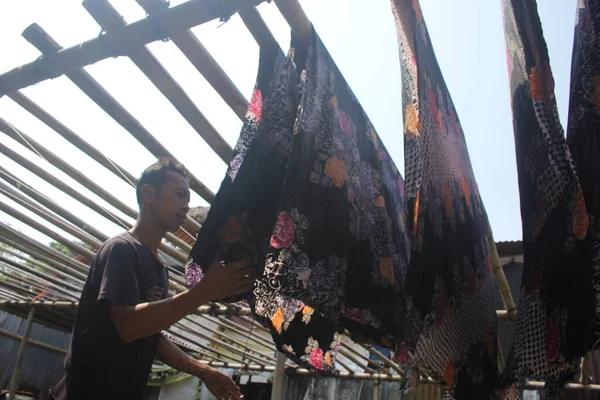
<box><xmin>580</xmin><ymin>353</ymin><xmax>592</xmax><ymax>385</ymax></box>
<box><xmin>8</xmin><ymin>306</ymin><xmax>36</xmax><ymax>400</ymax></box>
<box><xmin>373</xmin><ymin>379</ymin><xmax>381</xmax><ymax>400</ymax></box>
<box><xmin>270</xmin><ymin>352</ymin><xmax>287</xmax><ymax>400</ymax></box>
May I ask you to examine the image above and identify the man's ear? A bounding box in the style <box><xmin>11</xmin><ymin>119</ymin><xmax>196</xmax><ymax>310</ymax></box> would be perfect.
<box><xmin>140</xmin><ymin>184</ymin><xmax>156</xmax><ymax>206</ymax></box>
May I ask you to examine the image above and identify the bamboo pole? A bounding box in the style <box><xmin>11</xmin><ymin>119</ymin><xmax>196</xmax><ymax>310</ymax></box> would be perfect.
<box><xmin>178</xmin><ymin>314</ymin><xmax>276</xmax><ymax>362</ymax></box>
<box><xmin>0</xmin><ymin>222</ymin><xmax>88</xmax><ymax>277</ymax></box>
<box><xmin>0</xmin><ymin>257</ymin><xmax>81</xmax><ymax>299</ymax></box>
<box><xmin>0</xmin><ymin>199</ymin><xmax>95</xmax><ymax>260</ymax></box>
<box><xmin>8</xmin><ymin>306</ymin><xmax>35</xmax><ymax>400</ymax></box>
<box><xmin>580</xmin><ymin>353</ymin><xmax>592</xmax><ymax>385</ymax></box>
<box><xmin>0</xmin><ymin>144</ymin><xmax>131</xmax><ymax>229</ymax></box>
<box><xmin>0</xmin><ymin>0</ymin><xmax>267</xmax><ymax>96</ymax></box>
<box><xmin>238</xmin><ymin>7</ymin><xmax>281</xmax><ymax>52</ymax></box>
<box><xmin>0</xmin><ymin>168</ymin><xmax>109</xmax><ymax>242</ymax></box>
<box><xmin>525</xmin><ymin>381</ymin><xmax>600</xmax><ymax>391</ymax></box>
<box><xmin>0</xmin><ymin>280</ymin><xmax>36</xmax><ymax>299</ymax></box>
<box><xmin>165</xmin><ymin>326</ymin><xmax>245</xmax><ymax>364</ymax></box>
<box><xmin>21</xmin><ymin>24</ymin><xmax>214</xmax><ymax>204</ymax></box>
<box><xmin>8</xmin><ymin>91</ymin><xmax>138</xmax><ymax>185</ymax></box>
<box><xmin>0</xmin><ymin>289</ymin><xmax>24</xmax><ymax>301</ymax></box>
<box><xmin>0</xmin><ymin>181</ymin><xmax>103</xmax><ymax>249</ymax></box>
<box><xmin>175</xmin><ymin>318</ymin><xmax>268</xmax><ymax>366</ymax></box>
<box><xmin>0</xmin><ymin>300</ymin><xmax>78</xmax><ymax>309</ymax></box>
<box><xmin>273</xmin><ymin>0</ymin><xmax>312</xmax><ymax>47</ymax></box>
<box><xmin>288</xmin><ymin>368</ymin><xmax>403</xmax><ymax>382</ymax></box>
<box><xmin>0</xmin><ymin>124</ymin><xmax>191</xmax><ymax>260</ymax></box>
<box><xmin>0</xmin><ymin>118</ymin><xmax>139</xmax><ymax>221</ymax></box>
<box><xmin>83</xmin><ymin>0</ymin><xmax>233</xmax><ymax>163</ymax></box>
<box><xmin>0</xmin><ymin>267</ymin><xmax>65</xmax><ymax>302</ymax></box>
<box><xmin>0</xmin><ymin>114</ymin><xmax>195</xmax><ymax>252</ymax></box>
<box><xmin>0</xmin><ymin>232</ymin><xmax>88</xmax><ymax>284</ymax></box>
<box><xmin>338</xmin><ymin>347</ymin><xmax>374</xmax><ymax>373</ymax></box>
<box><xmin>488</xmin><ymin>227</ymin><xmax>517</xmax><ymax>319</ymax></box>
<box><xmin>271</xmin><ymin>353</ymin><xmax>286</xmax><ymax>400</ymax></box>
<box><xmin>0</xmin><ymin>171</ymin><xmax>188</xmax><ymax>277</ymax></box>
<box><xmin>7</xmin><ymin>93</ymin><xmax>201</xmax><ymax>237</ymax></box>
<box><xmin>0</xmin><ymin>326</ymin><xmax>67</xmax><ymax>355</ymax></box>
<box><xmin>135</xmin><ymin>0</ymin><xmax>249</xmax><ymax>121</ymax></box>
<box><xmin>0</xmin><ymin>251</ymin><xmax>83</xmax><ymax>292</ymax></box>
<box><xmin>360</xmin><ymin>344</ymin><xmax>404</xmax><ymax>375</ymax></box>
<box><xmin>0</xmin><ymin>245</ymin><xmax>80</xmax><ymax>289</ymax></box>
<box><xmin>213</xmin><ymin>315</ymin><xmax>275</xmax><ymax>349</ymax></box>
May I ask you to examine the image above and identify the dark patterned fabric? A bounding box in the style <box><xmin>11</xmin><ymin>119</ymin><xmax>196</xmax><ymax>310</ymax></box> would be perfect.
<box><xmin>567</xmin><ymin>0</ymin><xmax>600</xmax><ymax>349</ymax></box>
<box><xmin>391</xmin><ymin>0</ymin><xmax>499</xmax><ymax>398</ymax></box>
<box><xmin>500</xmin><ymin>0</ymin><xmax>596</xmax><ymax>397</ymax></box>
<box><xmin>185</xmin><ymin>31</ymin><xmax>409</xmax><ymax>372</ymax></box>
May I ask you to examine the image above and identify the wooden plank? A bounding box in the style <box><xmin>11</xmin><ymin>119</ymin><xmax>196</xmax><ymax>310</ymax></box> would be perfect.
<box><xmin>83</xmin><ymin>0</ymin><xmax>233</xmax><ymax>164</ymax></box>
<box><xmin>136</xmin><ymin>0</ymin><xmax>249</xmax><ymax>121</ymax></box>
<box><xmin>0</xmin><ymin>0</ymin><xmax>266</xmax><ymax>96</ymax></box>
<box><xmin>21</xmin><ymin>24</ymin><xmax>215</xmax><ymax>204</ymax></box>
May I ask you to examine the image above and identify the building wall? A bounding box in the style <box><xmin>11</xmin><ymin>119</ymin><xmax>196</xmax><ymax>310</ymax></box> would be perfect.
<box><xmin>0</xmin><ymin>310</ymin><xmax>70</xmax><ymax>398</ymax></box>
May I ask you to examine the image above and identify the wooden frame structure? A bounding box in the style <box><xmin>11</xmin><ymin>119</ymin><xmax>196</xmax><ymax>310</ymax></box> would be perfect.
<box><xmin>0</xmin><ymin>0</ymin><xmax>594</xmax><ymax>398</ymax></box>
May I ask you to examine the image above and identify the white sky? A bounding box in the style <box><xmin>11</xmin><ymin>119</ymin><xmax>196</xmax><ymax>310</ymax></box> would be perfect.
<box><xmin>0</xmin><ymin>0</ymin><xmax>577</xmax><ymax>247</ymax></box>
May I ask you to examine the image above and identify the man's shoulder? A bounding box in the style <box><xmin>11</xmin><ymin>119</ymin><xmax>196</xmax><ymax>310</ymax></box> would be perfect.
<box><xmin>96</xmin><ymin>233</ymin><xmax>139</xmax><ymax>259</ymax></box>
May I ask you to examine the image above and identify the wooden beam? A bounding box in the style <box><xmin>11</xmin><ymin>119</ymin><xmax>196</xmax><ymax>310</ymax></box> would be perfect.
<box><xmin>0</xmin><ymin>167</ymin><xmax>109</xmax><ymax>242</ymax></box>
<box><xmin>239</xmin><ymin>7</ymin><xmax>281</xmax><ymax>52</ymax></box>
<box><xmin>0</xmin><ymin>232</ymin><xmax>88</xmax><ymax>283</ymax></box>
<box><xmin>7</xmin><ymin>92</ymin><xmax>200</xmax><ymax>236</ymax></box>
<box><xmin>271</xmin><ymin>353</ymin><xmax>286</xmax><ymax>400</ymax></box>
<box><xmin>0</xmin><ymin>326</ymin><xmax>67</xmax><ymax>355</ymax></box>
<box><xmin>83</xmin><ymin>0</ymin><xmax>233</xmax><ymax>164</ymax></box>
<box><xmin>0</xmin><ymin>253</ymin><xmax>82</xmax><ymax>294</ymax></box>
<box><xmin>0</xmin><ymin>136</ymin><xmax>131</xmax><ymax>229</ymax></box>
<box><xmin>0</xmin><ymin>120</ymin><xmax>192</xmax><ymax>260</ymax></box>
<box><xmin>8</xmin><ymin>91</ymin><xmax>138</xmax><ymax>186</ymax></box>
<box><xmin>0</xmin><ymin>222</ymin><xmax>89</xmax><ymax>279</ymax></box>
<box><xmin>0</xmin><ymin>259</ymin><xmax>80</xmax><ymax>300</ymax></box>
<box><xmin>21</xmin><ymin>23</ymin><xmax>215</xmax><ymax>204</ymax></box>
<box><xmin>0</xmin><ymin>245</ymin><xmax>82</xmax><ymax>289</ymax></box>
<box><xmin>488</xmin><ymin>227</ymin><xmax>518</xmax><ymax>320</ymax></box>
<box><xmin>0</xmin><ymin>0</ymin><xmax>266</xmax><ymax>96</ymax></box>
<box><xmin>273</xmin><ymin>0</ymin><xmax>312</xmax><ymax>47</ymax></box>
<box><xmin>136</xmin><ymin>0</ymin><xmax>249</xmax><ymax>121</ymax></box>
<box><xmin>0</xmin><ymin>180</ymin><xmax>103</xmax><ymax>250</ymax></box>
<box><xmin>8</xmin><ymin>306</ymin><xmax>35</xmax><ymax>400</ymax></box>
<box><xmin>0</xmin><ymin>199</ymin><xmax>96</xmax><ymax>261</ymax></box>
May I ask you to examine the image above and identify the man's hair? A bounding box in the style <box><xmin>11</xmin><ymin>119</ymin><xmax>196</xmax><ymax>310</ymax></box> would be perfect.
<box><xmin>136</xmin><ymin>158</ymin><xmax>189</xmax><ymax>206</ymax></box>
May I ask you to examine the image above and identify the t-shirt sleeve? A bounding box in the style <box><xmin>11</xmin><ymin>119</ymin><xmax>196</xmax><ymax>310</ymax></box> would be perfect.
<box><xmin>97</xmin><ymin>240</ymin><xmax>140</xmax><ymax>306</ymax></box>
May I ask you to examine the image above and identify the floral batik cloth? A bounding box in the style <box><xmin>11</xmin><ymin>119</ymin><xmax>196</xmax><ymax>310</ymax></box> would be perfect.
<box><xmin>186</xmin><ymin>31</ymin><xmax>409</xmax><ymax>373</ymax></box>
<box><xmin>257</xmin><ymin>31</ymin><xmax>409</xmax><ymax>370</ymax></box>
<box><xmin>500</xmin><ymin>0</ymin><xmax>595</xmax><ymax>398</ymax></box>
<box><xmin>391</xmin><ymin>0</ymin><xmax>499</xmax><ymax>398</ymax></box>
<box><xmin>567</xmin><ymin>0</ymin><xmax>600</xmax><ymax>350</ymax></box>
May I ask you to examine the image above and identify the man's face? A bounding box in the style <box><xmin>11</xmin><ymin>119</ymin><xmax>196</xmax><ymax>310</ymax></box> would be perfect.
<box><xmin>147</xmin><ymin>171</ymin><xmax>190</xmax><ymax>232</ymax></box>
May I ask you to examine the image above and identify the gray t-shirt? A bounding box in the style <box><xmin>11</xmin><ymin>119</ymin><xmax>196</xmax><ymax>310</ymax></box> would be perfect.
<box><xmin>60</xmin><ymin>232</ymin><xmax>169</xmax><ymax>400</ymax></box>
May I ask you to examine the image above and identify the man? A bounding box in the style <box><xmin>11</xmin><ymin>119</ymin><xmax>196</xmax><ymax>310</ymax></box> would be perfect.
<box><xmin>53</xmin><ymin>158</ymin><xmax>254</xmax><ymax>400</ymax></box>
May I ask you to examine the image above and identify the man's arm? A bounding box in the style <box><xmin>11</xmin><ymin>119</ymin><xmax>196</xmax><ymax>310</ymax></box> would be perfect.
<box><xmin>109</xmin><ymin>258</ymin><xmax>253</xmax><ymax>343</ymax></box>
<box><xmin>156</xmin><ymin>335</ymin><xmax>242</xmax><ymax>399</ymax></box>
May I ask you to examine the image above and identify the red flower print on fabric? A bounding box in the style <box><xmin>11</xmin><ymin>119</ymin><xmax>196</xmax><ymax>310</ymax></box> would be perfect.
<box><xmin>247</xmin><ymin>89</ymin><xmax>263</xmax><ymax>121</ymax></box>
<box><xmin>270</xmin><ymin>212</ymin><xmax>296</xmax><ymax>249</ymax></box>
<box><xmin>309</xmin><ymin>348</ymin><xmax>324</xmax><ymax>369</ymax></box>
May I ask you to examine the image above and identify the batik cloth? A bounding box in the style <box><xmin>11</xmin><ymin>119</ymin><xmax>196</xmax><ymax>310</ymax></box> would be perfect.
<box><xmin>500</xmin><ymin>0</ymin><xmax>595</xmax><ymax>397</ymax></box>
<box><xmin>391</xmin><ymin>0</ymin><xmax>499</xmax><ymax>398</ymax></box>
<box><xmin>567</xmin><ymin>0</ymin><xmax>600</xmax><ymax>350</ymax></box>
<box><xmin>185</xmin><ymin>31</ymin><xmax>409</xmax><ymax>372</ymax></box>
